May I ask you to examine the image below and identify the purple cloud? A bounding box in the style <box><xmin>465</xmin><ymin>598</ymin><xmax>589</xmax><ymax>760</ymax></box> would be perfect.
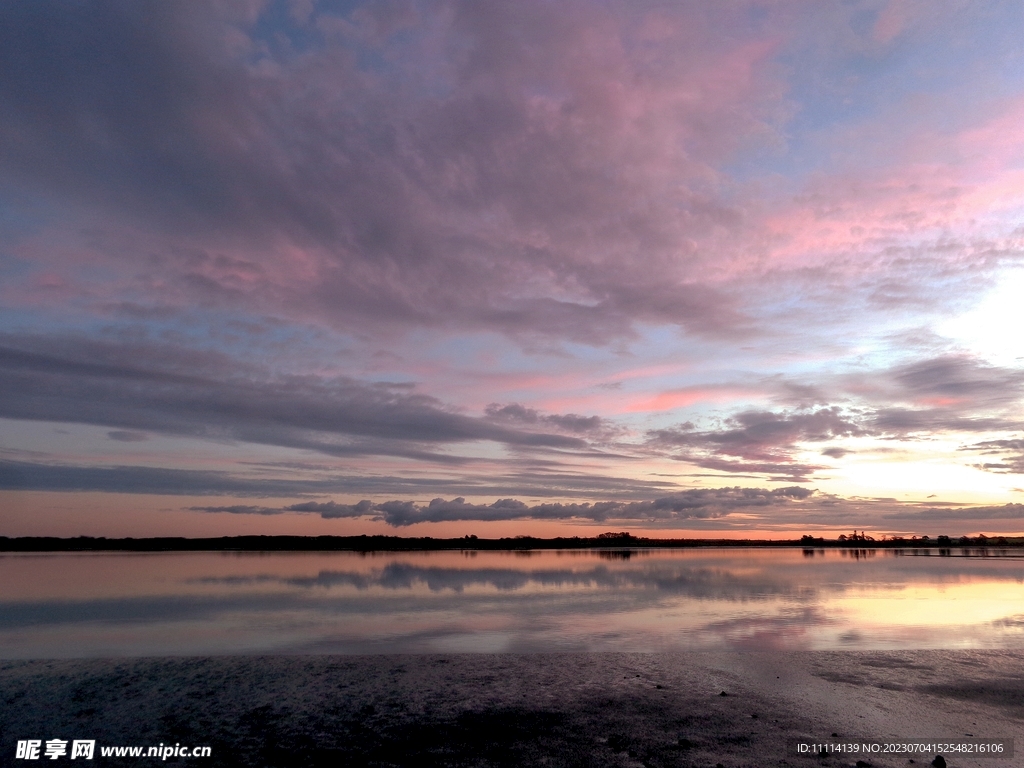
<box><xmin>275</xmin><ymin>487</ymin><xmax>817</xmax><ymax>526</ymax></box>
<box><xmin>0</xmin><ymin>338</ymin><xmax>598</xmax><ymax>460</ymax></box>
<box><xmin>107</xmin><ymin>430</ymin><xmax>148</xmax><ymax>442</ymax></box>
<box><xmin>0</xmin><ymin>0</ymin><xmax>784</xmax><ymax>343</ymax></box>
<box><xmin>647</xmin><ymin>408</ymin><xmax>864</xmax><ymax>482</ymax></box>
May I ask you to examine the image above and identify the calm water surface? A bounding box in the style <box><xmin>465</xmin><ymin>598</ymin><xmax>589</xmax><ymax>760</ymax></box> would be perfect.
<box><xmin>2</xmin><ymin>548</ymin><xmax>1023</xmax><ymax>657</ymax></box>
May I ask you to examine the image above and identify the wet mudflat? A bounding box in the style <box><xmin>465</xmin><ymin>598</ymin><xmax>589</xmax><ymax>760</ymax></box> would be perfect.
<box><xmin>2</xmin><ymin>651</ymin><xmax>1021</xmax><ymax>767</ymax></box>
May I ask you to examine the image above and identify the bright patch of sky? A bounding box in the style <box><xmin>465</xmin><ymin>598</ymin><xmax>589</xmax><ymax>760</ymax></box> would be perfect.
<box><xmin>939</xmin><ymin>268</ymin><xmax>1024</xmax><ymax>366</ymax></box>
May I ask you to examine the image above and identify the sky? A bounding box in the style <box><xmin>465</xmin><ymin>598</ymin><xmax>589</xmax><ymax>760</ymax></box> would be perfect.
<box><xmin>3</xmin><ymin>0</ymin><xmax>1024</xmax><ymax>539</ymax></box>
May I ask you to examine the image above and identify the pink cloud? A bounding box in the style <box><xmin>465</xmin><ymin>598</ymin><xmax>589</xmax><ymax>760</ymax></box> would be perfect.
<box><xmin>0</xmin><ymin>0</ymin><xmax>794</xmax><ymax>344</ymax></box>
<box><xmin>872</xmin><ymin>0</ymin><xmax>914</xmax><ymax>44</ymax></box>
<box><xmin>625</xmin><ymin>386</ymin><xmax>755</xmax><ymax>413</ymax></box>
<box><xmin>745</xmin><ymin>95</ymin><xmax>1024</xmax><ymax>280</ymax></box>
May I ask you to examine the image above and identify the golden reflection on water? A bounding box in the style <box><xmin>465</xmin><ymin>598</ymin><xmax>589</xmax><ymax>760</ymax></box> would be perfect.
<box><xmin>1</xmin><ymin>548</ymin><xmax>1023</xmax><ymax>657</ymax></box>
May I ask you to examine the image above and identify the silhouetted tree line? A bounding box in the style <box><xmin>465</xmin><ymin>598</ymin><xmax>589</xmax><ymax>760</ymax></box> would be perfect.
<box><xmin>0</xmin><ymin>531</ymin><xmax>1018</xmax><ymax>552</ymax></box>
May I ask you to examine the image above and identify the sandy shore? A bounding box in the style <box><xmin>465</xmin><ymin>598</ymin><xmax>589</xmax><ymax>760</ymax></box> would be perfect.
<box><xmin>2</xmin><ymin>651</ymin><xmax>1020</xmax><ymax>767</ymax></box>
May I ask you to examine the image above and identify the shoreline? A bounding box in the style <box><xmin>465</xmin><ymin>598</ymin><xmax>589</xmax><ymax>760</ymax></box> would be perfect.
<box><xmin>3</xmin><ymin>650</ymin><xmax>1020</xmax><ymax>766</ymax></box>
<box><xmin>2</xmin><ymin>534</ymin><xmax>1022</xmax><ymax>553</ymax></box>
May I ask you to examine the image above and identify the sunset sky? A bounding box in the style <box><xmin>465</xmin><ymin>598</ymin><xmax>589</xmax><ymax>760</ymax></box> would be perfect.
<box><xmin>4</xmin><ymin>0</ymin><xmax>1024</xmax><ymax>538</ymax></box>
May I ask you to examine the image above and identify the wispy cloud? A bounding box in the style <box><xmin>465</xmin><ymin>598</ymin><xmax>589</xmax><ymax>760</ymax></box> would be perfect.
<box><xmin>0</xmin><ymin>338</ymin><xmax>603</xmax><ymax>461</ymax></box>
<box><xmin>646</xmin><ymin>408</ymin><xmax>863</xmax><ymax>482</ymax></box>
<box><xmin>883</xmin><ymin>503</ymin><xmax>1024</xmax><ymax>521</ymax></box>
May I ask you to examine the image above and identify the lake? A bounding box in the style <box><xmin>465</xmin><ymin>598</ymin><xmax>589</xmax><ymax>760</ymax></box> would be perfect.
<box><xmin>2</xmin><ymin>547</ymin><xmax>1023</xmax><ymax>657</ymax></box>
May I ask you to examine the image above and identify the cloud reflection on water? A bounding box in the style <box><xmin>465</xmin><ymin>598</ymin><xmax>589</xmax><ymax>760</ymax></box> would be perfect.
<box><xmin>1</xmin><ymin>549</ymin><xmax>1023</xmax><ymax>657</ymax></box>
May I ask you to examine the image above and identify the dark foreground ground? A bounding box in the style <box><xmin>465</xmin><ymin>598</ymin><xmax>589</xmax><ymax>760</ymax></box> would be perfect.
<box><xmin>1</xmin><ymin>652</ymin><xmax>1021</xmax><ymax>767</ymax></box>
